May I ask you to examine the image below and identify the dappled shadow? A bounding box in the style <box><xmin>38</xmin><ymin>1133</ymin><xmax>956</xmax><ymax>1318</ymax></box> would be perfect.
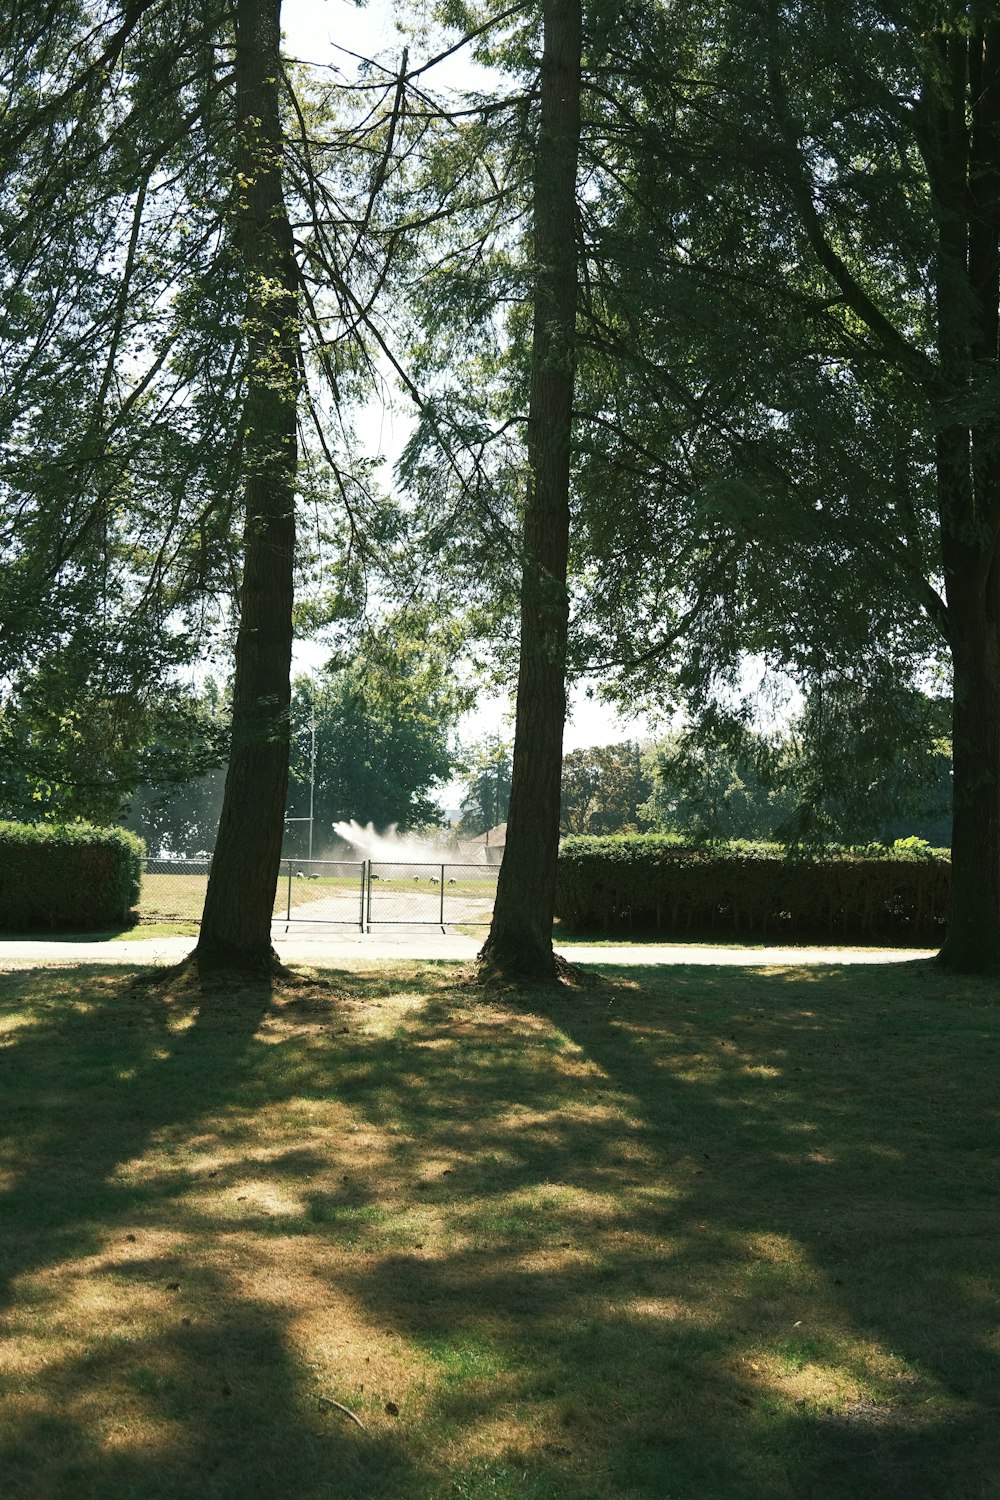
<box><xmin>2</xmin><ymin>1290</ymin><xmax>414</xmax><ymax>1500</ymax></box>
<box><xmin>1</xmin><ymin>958</ymin><xmax>999</xmax><ymax>1498</ymax></box>
<box><xmin>0</xmin><ymin>969</ymin><xmax>271</xmax><ymax>1305</ymax></box>
<box><xmin>0</xmin><ymin>966</ymin><xmax>423</xmax><ymax>1499</ymax></box>
<box><xmin>319</xmin><ymin>961</ymin><xmax>1000</xmax><ymax>1498</ymax></box>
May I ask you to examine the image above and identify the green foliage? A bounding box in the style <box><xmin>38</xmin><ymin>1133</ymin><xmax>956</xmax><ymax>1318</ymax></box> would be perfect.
<box><xmin>125</xmin><ymin>768</ymin><xmax>227</xmax><ymax>858</ymax></box>
<box><xmin>0</xmin><ymin>671</ymin><xmax>230</xmax><ymax>828</ymax></box>
<box><xmin>779</xmin><ymin>679</ymin><xmax>953</xmax><ymax>847</ymax></box>
<box><xmin>640</xmin><ymin>730</ymin><xmax>796</xmax><ymax>843</ymax></box>
<box><xmin>555</xmin><ymin>834</ymin><xmax>950</xmax><ymax>942</ymax></box>
<box><xmin>0</xmin><ymin>0</ymin><xmax>415</xmax><ymax>837</ymax></box>
<box><xmin>0</xmin><ymin>822</ymin><xmax>144</xmax><ymax>930</ymax></box>
<box><xmin>560</xmin><ymin>740</ymin><xmax>651</xmax><ymax>834</ymax></box>
<box><xmin>0</xmin><ymin>0</ymin><xmax>244</xmax><ymax>690</ymax></box>
<box><xmin>457</xmin><ymin>736</ymin><xmax>513</xmax><ymax>836</ymax></box>
<box><xmin>120</xmin><ymin>679</ymin><xmax>231</xmax><ymax>854</ymax></box>
<box><xmin>387</xmin><ymin>0</ymin><xmax>954</xmax><ymax>876</ymax></box>
<box><xmin>640</xmin><ymin>685</ymin><xmax>953</xmax><ymax>848</ymax></box>
<box><xmin>286</xmin><ymin>620</ymin><xmax>471</xmax><ymax>851</ymax></box>
<box><xmin>567</xmin><ymin>0</ymin><xmax>946</xmax><ymax>723</ymax></box>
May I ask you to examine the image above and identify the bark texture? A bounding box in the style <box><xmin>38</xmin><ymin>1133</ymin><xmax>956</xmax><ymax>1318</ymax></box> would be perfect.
<box><xmin>925</xmin><ymin>25</ymin><xmax>1000</xmax><ymax>971</ymax></box>
<box><xmin>479</xmin><ymin>0</ymin><xmax>581</xmax><ymax>980</ymax></box>
<box><xmin>195</xmin><ymin>0</ymin><xmax>300</xmax><ymax>971</ymax></box>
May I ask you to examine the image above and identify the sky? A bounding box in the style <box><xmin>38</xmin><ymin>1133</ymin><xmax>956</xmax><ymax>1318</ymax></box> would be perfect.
<box><xmin>282</xmin><ymin>0</ymin><xmax>655</xmax><ymax>795</ymax></box>
<box><xmin>283</xmin><ymin>0</ymin><xmax>400</xmax><ymax>68</ymax></box>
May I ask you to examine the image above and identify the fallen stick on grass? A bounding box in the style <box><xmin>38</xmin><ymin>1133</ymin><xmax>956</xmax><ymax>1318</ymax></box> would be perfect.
<box><xmin>317</xmin><ymin>1396</ymin><xmax>368</xmax><ymax>1431</ymax></box>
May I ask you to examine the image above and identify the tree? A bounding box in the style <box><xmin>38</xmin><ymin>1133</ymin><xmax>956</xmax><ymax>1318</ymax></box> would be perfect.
<box><xmin>122</xmin><ymin>679</ymin><xmax>231</xmax><ymax>854</ymax></box>
<box><xmin>285</xmin><ymin>625</ymin><xmax>468</xmax><ymax>853</ymax></box>
<box><xmin>640</xmin><ymin>731</ymin><xmax>792</xmax><ymax>844</ymax></box>
<box><xmin>193</xmin><ymin>0</ymin><xmax>300</xmax><ymax>970</ymax></box>
<box><xmin>457</xmin><ymin>736</ymin><xmax>513</xmax><ymax>836</ymax></box>
<box><xmin>779</xmin><ymin>678</ymin><xmax>953</xmax><ymax>848</ymax></box>
<box><xmin>478</xmin><ymin>0</ymin><xmax>583</xmax><ymax>979</ymax></box>
<box><xmin>126</xmin><ymin>770</ymin><xmax>228</xmax><ymax>856</ymax></box>
<box><xmin>638</xmin><ymin>690</ymin><xmax>952</xmax><ymax>848</ymax></box>
<box><xmin>0</xmin><ymin>0</ymin><xmax>245</xmax><ymax>802</ymax></box>
<box><xmin>464</xmin><ymin>0</ymin><xmax>581</xmax><ymax>984</ymax></box>
<box><xmin>0</xmin><ymin>667</ymin><xmax>228</xmax><ymax>829</ymax></box>
<box><xmin>552</xmin><ymin>2</ymin><xmax>1000</xmax><ymax>969</ymax></box>
<box><xmin>911</xmin><ymin>11</ymin><xmax>1000</xmax><ymax>968</ymax></box>
<box><xmin>0</xmin><ymin>0</ymin><xmax>412</xmax><ymax>972</ymax></box>
<box><xmin>559</xmin><ymin>741</ymin><xmax>651</xmax><ymax>835</ymax></box>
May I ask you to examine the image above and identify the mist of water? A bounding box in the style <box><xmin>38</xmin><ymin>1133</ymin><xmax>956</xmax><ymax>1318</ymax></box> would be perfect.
<box><xmin>332</xmin><ymin>819</ymin><xmax>457</xmax><ymax>865</ymax></box>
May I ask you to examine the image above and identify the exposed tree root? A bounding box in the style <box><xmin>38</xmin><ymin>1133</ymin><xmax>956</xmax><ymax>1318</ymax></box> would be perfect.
<box><xmin>129</xmin><ymin>949</ymin><xmax>334</xmax><ymax>1001</ymax></box>
<box><xmin>932</xmin><ymin>949</ymin><xmax>999</xmax><ymax>978</ymax></box>
<box><xmin>468</xmin><ymin>948</ymin><xmax>594</xmax><ymax>992</ymax></box>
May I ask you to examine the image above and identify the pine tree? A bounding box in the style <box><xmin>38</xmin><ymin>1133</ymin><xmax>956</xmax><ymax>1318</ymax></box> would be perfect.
<box><xmin>1</xmin><ymin>0</ymin><xmax>409</xmax><ymax>972</ymax></box>
<box><xmin>478</xmin><ymin>0</ymin><xmax>583</xmax><ymax>979</ymax></box>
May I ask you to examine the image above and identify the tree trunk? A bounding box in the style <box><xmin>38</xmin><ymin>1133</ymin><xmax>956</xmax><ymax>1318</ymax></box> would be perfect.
<box><xmin>478</xmin><ymin>0</ymin><xmax>581</xmax><ymax>980</ymax></box>
<box><xmin>194</xmin><ymin>0</ymin><xmax>300</xmax><ymax>972</ymax></box>
<box><xmin>927</xmin><ymin>25</ymin><xmax>1000</xmax><ymax>972</ymax></box>
<box><xmin>940</xmin><ymin>574</ymin><xmax>1000</xmax><ymax>971</ymax></box>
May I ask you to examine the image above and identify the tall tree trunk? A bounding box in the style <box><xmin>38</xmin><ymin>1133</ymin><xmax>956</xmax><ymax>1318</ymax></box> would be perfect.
<box><xmin>941</xmin><ymin>562</ymin><xmax>1000</xmax><ymax>970</ymax></box>
<box><xmin>478</xmin><ymin>0</ymin><xmax>581</xmax><ymax>980</ymax></box>
<box><xmin>929</xmin><ymin>25</ymin><xmax>1000</xmax><ymax>972</ymax></box>
<box><xmin>194</xmin><ymin>0</ymin><xmax>300</xmax><ymax>972</ymax></box>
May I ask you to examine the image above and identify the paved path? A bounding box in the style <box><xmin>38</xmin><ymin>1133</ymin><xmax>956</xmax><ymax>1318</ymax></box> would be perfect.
<box><xmin>0</xmin><ymin>925</ymin><xmax>936</xmax><ymax>970</ymax></box>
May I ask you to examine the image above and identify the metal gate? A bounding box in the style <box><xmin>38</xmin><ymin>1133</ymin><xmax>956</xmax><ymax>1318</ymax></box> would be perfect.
<box><xmin>139</xmin><ymin>857</ymin><xmax>499</xmax><ymax>931</ymax></box>
<box><xmin>279</xmin><ymin>859</ymin><xmax>367</xmax><ymax>927</ymax></box>
<box><xmin>365</xmin><ymin>861</ymin><xmax>498</xmax><ymax>930</ymax></box>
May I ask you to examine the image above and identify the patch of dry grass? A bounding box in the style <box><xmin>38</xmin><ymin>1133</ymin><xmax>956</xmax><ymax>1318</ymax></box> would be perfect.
<box><xmin>0</xmin><ymin>957</ymin><xmax>997</xmax><ymax>1498</ymax></box>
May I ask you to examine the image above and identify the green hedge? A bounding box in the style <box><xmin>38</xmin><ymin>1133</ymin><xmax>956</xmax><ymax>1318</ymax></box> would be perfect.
<box><xmin>555</xmin><ymin>835</ymin><xmax>950</xmax><ymax>942</ymax></box>
<box><xmin>0</xmin><ymin>823</ymin><xmax>145</xmax><ymax>930</ymax></box>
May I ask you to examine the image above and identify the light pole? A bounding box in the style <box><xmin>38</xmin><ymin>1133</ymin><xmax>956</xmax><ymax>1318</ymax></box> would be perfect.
<box><xmin>285</xmin><ymin>678</ymin><xmax>318</xmax><ymax>864</ymax></box>
<box><xmin>308</xmin><ymin>703</ymin><xmax>316</xmax><ymax>861</ymax></box>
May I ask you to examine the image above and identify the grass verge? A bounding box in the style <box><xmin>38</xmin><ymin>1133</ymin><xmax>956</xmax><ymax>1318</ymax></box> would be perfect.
<box><xmin>0</xmin><ymin>956</ymin><xmax>997</xmax><ymax>1498</ymax></box>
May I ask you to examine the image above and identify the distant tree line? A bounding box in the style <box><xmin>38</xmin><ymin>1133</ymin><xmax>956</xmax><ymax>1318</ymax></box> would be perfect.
<box><xmin>455</xmin><ymin>687</ymin><xmax>953</xmax><ymax>849</ymax></box>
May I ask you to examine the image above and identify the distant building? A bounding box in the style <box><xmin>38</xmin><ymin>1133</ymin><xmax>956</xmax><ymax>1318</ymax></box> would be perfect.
<box><xmin>465</xmin><ymin>822</ymin><xmax>507</xmax><ymax>865</ymax></box>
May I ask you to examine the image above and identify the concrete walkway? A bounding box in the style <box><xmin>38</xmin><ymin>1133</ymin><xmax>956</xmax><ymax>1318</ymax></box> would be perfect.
<box><xmin>0</xmin><ymin>925</ymin><xmax>936</xmax><ymax>970</ymax></box>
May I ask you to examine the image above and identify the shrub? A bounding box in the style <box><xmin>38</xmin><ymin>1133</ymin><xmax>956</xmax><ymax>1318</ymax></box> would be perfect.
<box><xmin>0</xmin><ymin>822</ymin><xmax>145</xmax><ymax>931</ymax></box>
<box><xmin>555</xmin><ymin>834</ymin><xmax>950</xmax><ymax>942</ymax></box>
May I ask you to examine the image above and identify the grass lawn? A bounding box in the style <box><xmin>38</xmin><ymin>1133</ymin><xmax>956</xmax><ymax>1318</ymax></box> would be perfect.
<box><xmin>0</xmin><ymin>957</ymin><xmax>997</xmax><ymax>1499</ymax></box>
<box><xmin>137</xmin><ymin>873</ymin><xmax>356</xmax><ymax>923</ymax></box>
<box><xmin>137</xmin><ymin>871</ymin><xmax>496</xmax><ymax>926</ymax></box>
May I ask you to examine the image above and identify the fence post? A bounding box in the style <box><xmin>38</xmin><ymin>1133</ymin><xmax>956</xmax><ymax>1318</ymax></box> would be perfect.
<box><xmin>440</xmin><ymin>863</ymin><xmax>445</xmax><ymax>931</ymax></box>
<box><xmin>365</xmin><ymin>860</ymin><xmax>372</xmax><ymax>933</ymax></box>
<box><xmin>286</xmin><ymin>859</ymin><xmax>292</xmax><ymax>928</ymax></box>
<box><xmin>359</xmin><ymin>861</ymin><xmax>366</xmax><ymax>931</ymax></box>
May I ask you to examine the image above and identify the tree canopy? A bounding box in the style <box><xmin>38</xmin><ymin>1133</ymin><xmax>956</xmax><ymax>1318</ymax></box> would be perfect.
<box><xmin>284</xmin><ymin>621</ymin><xmax>470</xmax><ymax>852</ymax></box>
<box><xmin>5</xmin><ymin>0</ymin><xmax>1000</xmax><ymax>972</ymax></box>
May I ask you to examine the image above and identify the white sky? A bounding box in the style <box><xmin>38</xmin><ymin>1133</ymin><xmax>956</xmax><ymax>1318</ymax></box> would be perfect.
<box><xmin>282</xmin><ymin>0</ymin><xmax>393</xmax><ymax>62</ymax></box>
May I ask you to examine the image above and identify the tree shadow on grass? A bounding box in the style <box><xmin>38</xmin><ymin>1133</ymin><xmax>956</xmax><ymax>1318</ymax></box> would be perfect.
<box><xmin>0</xmin><ymin>965</ymin><xmax>421</xmax><ymax>1500</ymax></box>
<box><xmin>2</xmin><ymin>958</ymin><xmax>998</xmax><ymax>1499</ymax></box>
<box><xmin>544</xmin><ymin>961</ymin><xmax>1000</xmax><ymax>1497</ymax></box>
<box><xmin>321</xmin><ymin>960</ymin><xmax>1000</xmax><ymax>1500</ymax></box>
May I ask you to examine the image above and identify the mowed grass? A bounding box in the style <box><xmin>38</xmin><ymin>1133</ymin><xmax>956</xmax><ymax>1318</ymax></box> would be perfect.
<box><xmin>137</xmin><ymin>872</ymin><xmax>496</xmax><ymax>925</ymax></box>
<box><xmin>137</xmin><ymin>873</ymin><xmax>358</xmax><ymax>922</ymax></box>
<box><xmin>0</xmin><ymin>957</ymin><xmax>998</xmax><ymax>1499</ymax></box>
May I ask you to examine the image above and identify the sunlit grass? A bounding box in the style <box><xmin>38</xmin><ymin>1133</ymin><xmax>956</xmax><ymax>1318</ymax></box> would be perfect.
<box><xmin>0</xmin><ymin>957</ymin><xmax>997</xmax><ymax>1498</ymax></box>
<box><xmin>138</xmin><ymin>871</ymin><xmax>496</xmax><ymax>926</ymax></box>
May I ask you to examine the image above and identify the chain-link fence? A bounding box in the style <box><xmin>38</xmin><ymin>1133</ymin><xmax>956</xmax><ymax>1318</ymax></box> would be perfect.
<box><xmin>276</xmin><ymin>859</ymin><xmax>366</xmax><ymax>925</ymax></box>
<box><xmin>366</xmin><ymin>861</ymin><xmax>498</xmax><ymax>928</ymax></box>
<box><xmin>140</xmin><ymin>858</ymin><xmax>211</xmax><ymax>922</ymax></box>
<box><xmin>138</xmin><ymin>857</ymin><xmax>498</xmax><ymax>930</ymax></box>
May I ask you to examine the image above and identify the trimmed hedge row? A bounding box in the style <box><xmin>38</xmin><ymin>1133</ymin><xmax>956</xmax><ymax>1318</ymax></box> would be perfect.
<box><xmin>0</xmin><ymin>822</ymin><xmax>145</xmax><ymax>930</ymax></box>
<box><xmin>555</xmin><ymin>835</ymin><xmax>950</xmax><ymax>941</ymax></box>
